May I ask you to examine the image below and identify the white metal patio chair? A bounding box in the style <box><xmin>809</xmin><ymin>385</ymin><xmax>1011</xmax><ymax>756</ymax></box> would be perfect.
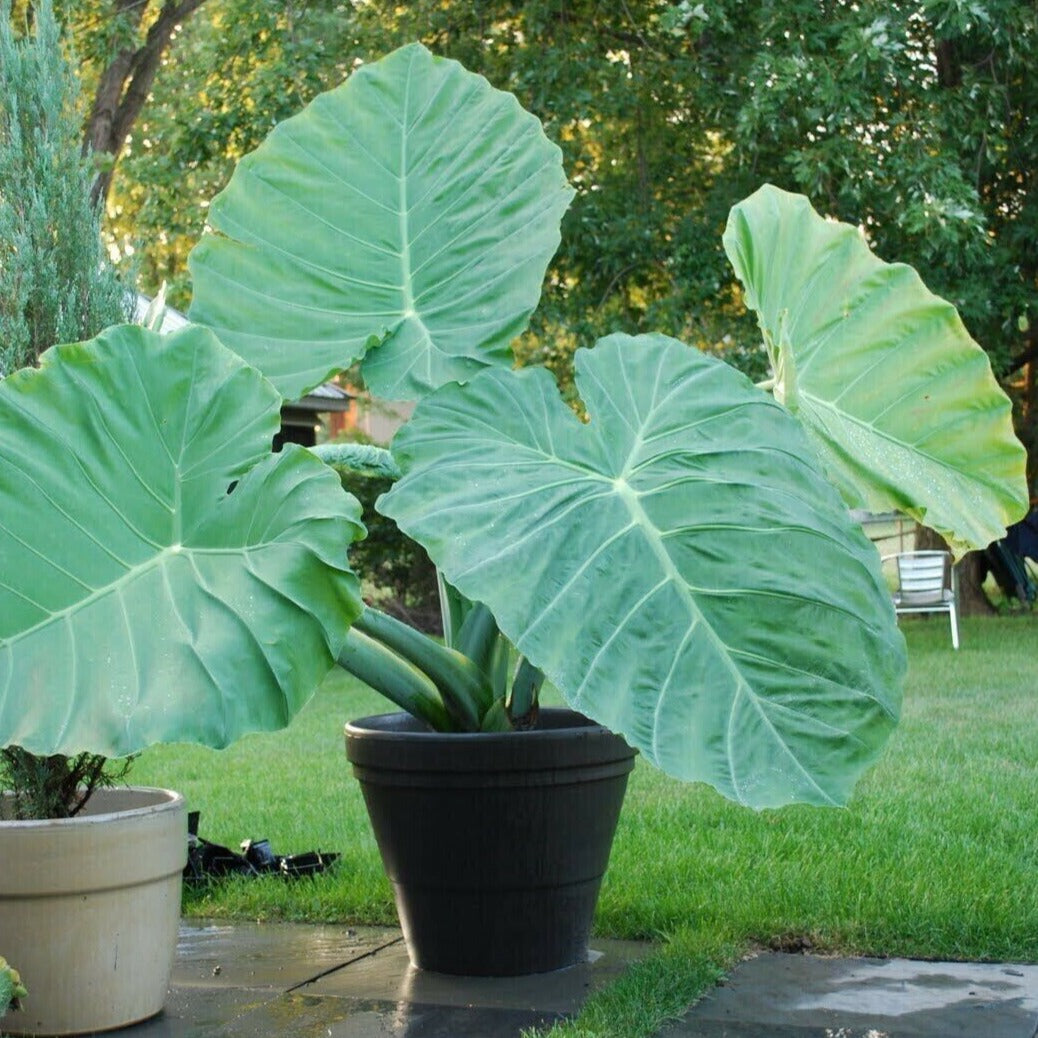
<box><xmin>883</xmin><ymin>550</ymin><xmax>960</xmax><ymax>649</ymax></box>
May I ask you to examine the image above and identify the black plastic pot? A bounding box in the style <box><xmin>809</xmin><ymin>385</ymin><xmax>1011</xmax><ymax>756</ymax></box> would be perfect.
<box><xmin>344</xmin><ymin>708</ymin><xmax>636</xmax><ymax>976</ymax></box>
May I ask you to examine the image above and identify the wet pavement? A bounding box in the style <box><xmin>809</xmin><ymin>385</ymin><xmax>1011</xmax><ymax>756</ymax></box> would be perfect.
<box><xmin>659</xmin><ymin>952</ymin><xmax>1038</xmax><ymax>1038</ymax></box>
<box><xmin>120</xmin><ymin>919</ymin><xmax>651</xmax><ymax>1037</ymax></box>
<box><xmin>71</xmin><ymin>921</ymin><xmax>1038</xmax><ymax>1038</ymax></box>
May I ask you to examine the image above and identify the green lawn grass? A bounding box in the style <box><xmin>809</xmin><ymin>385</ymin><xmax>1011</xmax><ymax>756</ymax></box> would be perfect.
<box><xmin>130</xmin><ymin>613</ymin><xmax>1038</xmax><ymax>1037</ymax></box>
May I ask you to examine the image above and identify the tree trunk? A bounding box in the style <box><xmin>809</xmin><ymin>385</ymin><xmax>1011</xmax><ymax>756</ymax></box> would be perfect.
<box><xmin>915</xmin><ymin>525</ymin><xmax>994</xmax><ymax>615</ymax></box>
<box><xmin>83</xmin><ymin>0</ymin><xmax>209</xmax><ymax>206</ymax></box>
<box><xmin>935</xmin><ymin>37</ymin><xmax>962</xmax><ymax>89</ymax></box>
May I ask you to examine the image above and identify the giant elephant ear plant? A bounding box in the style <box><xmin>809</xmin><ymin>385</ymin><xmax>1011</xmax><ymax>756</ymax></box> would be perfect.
<box><xmin>187</xmin><ymin>43</ymin><xmax>1028</xmax><ymax>809</ymax></box>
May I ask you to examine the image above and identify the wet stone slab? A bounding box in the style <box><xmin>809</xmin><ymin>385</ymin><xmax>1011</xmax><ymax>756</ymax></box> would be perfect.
<box><xmin>658</xmin><ymin>952</ymin><xmax>1038</xmax><ymax>1038</ymax></box>
<box><xmin>191</xmin><ymin>992</ymin><xmax>565</xmax><ymax>1038</ymax></box>
<box><xmin>115</xmin><ymin>986</ymin><xmax>284</xmax><ymax>1038</ymax></box>
<box><xmin>113</xmin><ymin>920</ymin><xmax>652</xmax><ymax>1038</ymax></box>
<box><xmin>305</xmin><ymin>934</ymin><xmax>651</xmax><ymax>1013</ymax></box>
<box><xmin>171</xmin><ymin>919</ymin><xmax>402</xmax><ymax>991</ymax></box>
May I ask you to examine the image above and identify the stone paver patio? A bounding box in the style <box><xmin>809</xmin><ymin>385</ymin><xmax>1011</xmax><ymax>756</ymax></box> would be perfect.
<box><xmin>92</xmin><ymin>921</ymin><xmax>1038</xmax><ymax>1038</ymax></box>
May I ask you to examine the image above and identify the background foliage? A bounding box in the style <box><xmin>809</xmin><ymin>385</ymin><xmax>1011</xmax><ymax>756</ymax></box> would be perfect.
<box><xmin>0</xmin><ymin>0</ymin><xmax>129</xmax><ymax>376</ymax></box>
<box><xmin>338</xmin><ymin>464</ymin><xmax>440</xmax><ymax>634</ymax></box>
<box><xmin>18</xmin><ymin>0</ymin><xmax>1038</xmax><ymax>482</ymax></box>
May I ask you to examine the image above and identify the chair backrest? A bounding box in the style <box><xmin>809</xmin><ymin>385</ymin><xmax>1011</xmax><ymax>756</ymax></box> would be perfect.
<box><xmin>895</xmin><ymin>551</ymin><xmax>950</xmax><ymax>604</ymax></box>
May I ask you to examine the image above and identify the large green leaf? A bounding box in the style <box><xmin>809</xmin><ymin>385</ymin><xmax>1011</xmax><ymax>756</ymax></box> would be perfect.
<box><xmin>723</xmin><ymin>185</ymin><xmax>1028</xmax><ymax>556</ymax></box>
<box><xmin>0</xmin><ymin>324</ymin><xmax>364</xmax><ymax>757</ymax></box>
<box><xmin>188</xmin><ymin>42</ymin><xmax>573</xmax><ymax>403</ymax></box>
<box><xmin>380</xmin><ymin>333</ymin><xmax>904</xmax><ymax>808</ymax></box>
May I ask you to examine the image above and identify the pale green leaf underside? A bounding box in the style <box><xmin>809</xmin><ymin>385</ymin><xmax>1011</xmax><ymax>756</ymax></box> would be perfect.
<box><xmin>0</xmin><ymin>324</ymin><xmax>364</xmax><ymax>757</ymax></box>
<box><xmin>723</xmin><ymin>185</ymin><xmax>1028</xmax><ymax>556</ymax></box>
<box><xmin>382</xmin><ymin>333</ymin><xmax>904</xmax><ymax>808</ymax></box>
<box><xmin>187</xmin><ymin>42</ymin><xmax>574</xmax><ymax>403</ymax></box>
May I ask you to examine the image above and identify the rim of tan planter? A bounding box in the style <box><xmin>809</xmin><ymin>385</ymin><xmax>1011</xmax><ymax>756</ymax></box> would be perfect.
<box><xmin>0</xmin><ymin>786</ymin><xmax>186</xmax><ymax>1036</ymax></box>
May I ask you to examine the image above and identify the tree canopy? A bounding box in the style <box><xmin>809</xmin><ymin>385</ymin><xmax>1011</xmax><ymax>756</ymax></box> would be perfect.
<box><xmin>0</xmin><ymin>0</ymin><xmax>129</xmax><ymax>374</ymax></box>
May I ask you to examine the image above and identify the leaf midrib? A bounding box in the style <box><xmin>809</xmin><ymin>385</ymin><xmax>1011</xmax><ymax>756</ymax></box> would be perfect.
<box><xmin>799</xmin><ymin>387</ymin><xmax>967</xmax><ymax>481</ymax></box>
<box><xmin>2</xmin><ymin>544</ymin><xmax>264</xmax><ymax>648</ymax></box>
<box><xmin>610</xmin><ymin>476</ymin><xmax>829</xmax><ymax>803</ymax></box>
<box><xmin>608</xmin><ymin>353</ymin><xmax>838</xmax><ymax>802</ymax></box>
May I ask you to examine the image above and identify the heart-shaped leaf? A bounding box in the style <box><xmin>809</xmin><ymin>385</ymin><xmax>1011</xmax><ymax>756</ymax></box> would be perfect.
<box><xmin>381</xmin><ymin>333</ymin><xmax>904</xmax><ymax>808</ymax></box>
<box><xmin>0</xmin><ymin>324</ymin><xmax>364</xmax><ymax>757</ymax></box>
<box><xmin>723</xmin><ymin>185</ymin><xmax>1028</xmax><ymax>556</ymax></box>
<box><xmin>188</xmin><ymin>42</ymin><xmax>573</xmax><ymax>403</ymax></box>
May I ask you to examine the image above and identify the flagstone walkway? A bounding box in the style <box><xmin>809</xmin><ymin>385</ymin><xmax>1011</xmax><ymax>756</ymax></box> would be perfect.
<box><xmin>101</xmin><ymin>920</ymin><xmax>1038</xmax><ymax>1038</ymax></box>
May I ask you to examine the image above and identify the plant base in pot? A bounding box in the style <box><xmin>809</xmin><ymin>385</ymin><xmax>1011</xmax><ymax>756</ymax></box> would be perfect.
<box><xmin>345</xmin><ymin>708</ymin><xmax>636</xmax><ymax>976</ymax></box>
<box><xmin>0</xmin><ymin>787</ymin><xmax>187</xmax><ymax>1036</ymax></box>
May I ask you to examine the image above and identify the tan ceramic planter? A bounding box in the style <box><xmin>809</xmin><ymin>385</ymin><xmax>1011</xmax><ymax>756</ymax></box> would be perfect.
<box><xmin>0</xmin><ymin>786</ymin><xmax>186</xmax><ymax>1036</ymax></box>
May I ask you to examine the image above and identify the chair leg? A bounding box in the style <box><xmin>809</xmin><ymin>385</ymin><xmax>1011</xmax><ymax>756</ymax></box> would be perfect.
<box><xmin>949</xmin><ymin>604</ymin><xmax>960</xmax><ymax>650</ymax></box>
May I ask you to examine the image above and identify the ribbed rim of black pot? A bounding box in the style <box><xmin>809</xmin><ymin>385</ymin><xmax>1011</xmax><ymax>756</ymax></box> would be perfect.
<box><xmin>345</xmin><ymin>708</ymin><xmax>636</xmax><ymax>774</ymax></box>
